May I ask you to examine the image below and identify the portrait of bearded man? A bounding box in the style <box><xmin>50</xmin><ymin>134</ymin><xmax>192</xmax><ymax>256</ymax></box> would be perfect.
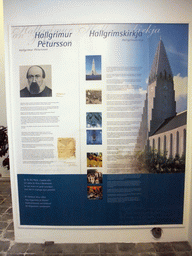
<box><xmin>20</xmin><ymin>65</ymin><xmax>52</xmax><ymax>97</ymax></box>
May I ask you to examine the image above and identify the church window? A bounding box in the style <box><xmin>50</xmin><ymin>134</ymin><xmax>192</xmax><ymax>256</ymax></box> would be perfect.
<box><xmin>158</xmin><ymin>137</ymin><xmax>160</xmax><ymax>154</ymax></box>
<box><xmin>164</xmin><ymin>135</ymin><xmax>166</xmax><ymax>157</ymax></box>
<box><xmin>170</xmin><ymin>134</ymin><xmax>173</xmax><ymax>158</ymax></box>
<box><xmin>152</xmin><ymin>139</ymin><xmax>155</xmax><ymax>155</ymax></box>
<box><xmin>164</xmin><ymin>70</ymin><xmax>167</xmax><ymax>79</ymax></box>
<box><xmin>183</xmin><ymin>129</ymin><xmax>186</xmax><ymax>156</ymax></box>
<box><xmin>176</xmin><ymin>131</ymin><xmax>179</xmax><ymax>156</ymax></box>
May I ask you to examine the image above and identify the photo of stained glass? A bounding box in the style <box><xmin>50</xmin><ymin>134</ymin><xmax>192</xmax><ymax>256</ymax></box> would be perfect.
<box><xmin>86</xmin><ymin>112</ymin><xmax>102</xmax><ymax>128</ymax></box>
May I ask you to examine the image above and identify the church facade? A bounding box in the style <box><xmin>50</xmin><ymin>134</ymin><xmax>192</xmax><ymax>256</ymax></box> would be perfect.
<box><xmin>136</xmin><ymin>39</ymin><xmax>187</xmax><ymax>159</ymax></box>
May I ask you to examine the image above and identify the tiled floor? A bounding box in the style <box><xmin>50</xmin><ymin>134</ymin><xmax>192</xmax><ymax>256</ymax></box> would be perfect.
<box><xmin>0</xmin><ymin>180</ymin><xmax>192</xmax><ymax>255</ymax></box>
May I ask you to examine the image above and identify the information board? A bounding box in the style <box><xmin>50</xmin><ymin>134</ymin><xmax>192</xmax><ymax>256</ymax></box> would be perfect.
<box><xmin>9</xmin><ymin>23</ymin><xmax>188</xmax><ymax>227</ymax></box>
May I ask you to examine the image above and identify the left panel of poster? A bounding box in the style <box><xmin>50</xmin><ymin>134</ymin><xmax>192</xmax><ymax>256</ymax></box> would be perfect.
<box><xmin>10</xmin><ymin>25</ymin><xmax>80</xmax><ymax>175</ymax></box>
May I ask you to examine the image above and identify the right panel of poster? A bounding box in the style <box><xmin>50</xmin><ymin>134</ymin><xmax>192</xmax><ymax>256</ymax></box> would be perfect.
<box><xmin>79</xmin><ymin>23</ymin><xmax>188</xmax><ymax>225</ymax></box>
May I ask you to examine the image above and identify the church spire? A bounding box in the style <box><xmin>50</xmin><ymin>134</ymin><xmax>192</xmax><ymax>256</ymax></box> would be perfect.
<box><xmin>148</xmin><ymin>39</ymin><xmax>173</xmax><ymax>84</ymax></box>
<box><xmin>91</xmin><ymin>59</ymin><xmax>97</xmax><ymax>75</ymax></box>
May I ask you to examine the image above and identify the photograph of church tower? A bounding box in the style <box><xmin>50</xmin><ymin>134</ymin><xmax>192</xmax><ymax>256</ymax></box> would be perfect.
<box><xmin>86</xmin><ymin>55</ymin><xmax>102</xmax><ymax>80</ymax></box>
<box><xmin>135</xmin><ymin>37</ymin><xmax>187</xmax><ymax>173</ymax></box>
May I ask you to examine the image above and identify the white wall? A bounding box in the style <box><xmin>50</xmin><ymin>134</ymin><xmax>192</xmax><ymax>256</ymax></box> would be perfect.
<box><xmin>0</xmin><ymin>0</ymin><xmax>9</xmax><ymax>178</ymax></box>
<box><xmin>0</xmin><ymin>0</ymin><xmax>6</xmax><ymax>126</ymax></box>
<box><xmin>3</xmin><ymin>0</ymin><xmax>192</xmax><ymax>244</ymax></box>
<box><xmin>3</xmin><ymin>0</ymin><xmax>192</xmax><ymax>24</ymax></box>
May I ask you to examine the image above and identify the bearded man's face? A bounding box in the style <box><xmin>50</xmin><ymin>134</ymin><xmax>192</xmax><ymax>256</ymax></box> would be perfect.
<box><xmin>27</xmin><ymin>66</ymin><xmax>44</xmax><ymax>94</ymax></box>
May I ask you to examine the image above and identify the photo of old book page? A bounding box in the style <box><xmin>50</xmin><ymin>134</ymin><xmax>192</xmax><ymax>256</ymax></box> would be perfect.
<box><xmin>57</xmin><ymin>138</ymin><xmax>76</xmax><ymax>159</ymax></box>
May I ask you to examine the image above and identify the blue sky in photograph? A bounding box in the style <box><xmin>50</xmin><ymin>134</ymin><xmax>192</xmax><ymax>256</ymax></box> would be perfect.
<box><xmin>137</xmin><ymin>23</ymin><xmax>188</xmax><ymax>112</ymax></box>
<box><xmin>135</xmin><ymin>23</ymin><xmax>188</xmax><ymax>90</ymax></box>
<box><xmin>148</xmin><ymin>23</ymin><xmax>188</xmax><ymax>78</ymax></box>
<box><xmin>149</xmin><ymin>24</ymin><xmax>188</xmax><ymax>112</ymax></box>
<box><xmin>86</xmin><ymin>55</ymin><xmax>101</xmax><ymax>75</ymax></box>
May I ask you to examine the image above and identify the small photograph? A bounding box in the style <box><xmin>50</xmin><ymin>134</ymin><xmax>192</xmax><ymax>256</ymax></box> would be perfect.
<box><xmin>57</xmin><ymin>138</ymin><xmax>76</xmax><ymax>159</ymax></box>
<box><xmin>86</xmin><ymin>112</ymin><xmax>102</xmax><ymax>128</ymax></box>
<box><xmin>87</xmin><ymin>186</ymin><xmax>103</xmax><ymax>200</ymax></box>
<box><xmin>87</xmin><ymin>169</ymin><xmax>103</xmax><ymax>184</ymax></box>
<box><xmin>86</xmin><ymin>90</ymin><xmax>102</xmax><ymax>104</ymax></box>
<box><xmin>87</xmin><ymin>152</ymin><xmax>102</xmax><ymax>167</ymax></box>
<box><xmin>86</xmin><ymin>55</ymin><xmax>101</xmax><ymax>80</ymax></box>
<box><xmin>87</xmin><ymin>130</ymin><xmax>102</xmax><ymax>145</ymax></box>
<box><xmin>20</xmin><ymin>65</ymin><xmax>52</xmax><ymax>97</ymax></box>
